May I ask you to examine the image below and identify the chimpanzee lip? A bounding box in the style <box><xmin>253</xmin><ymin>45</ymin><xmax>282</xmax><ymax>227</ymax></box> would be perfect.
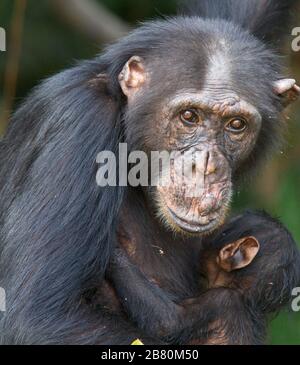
<box><xmin>166</xmin><ymin>206</ymin><xmax>220</xmax><ymax>234</ymax></box>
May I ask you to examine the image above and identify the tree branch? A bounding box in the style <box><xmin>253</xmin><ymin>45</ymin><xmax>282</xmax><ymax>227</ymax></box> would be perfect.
<box><xmin>51</xmin><ymin>0</ymin><xmax>130</xmax><ymax>44</ymax></box>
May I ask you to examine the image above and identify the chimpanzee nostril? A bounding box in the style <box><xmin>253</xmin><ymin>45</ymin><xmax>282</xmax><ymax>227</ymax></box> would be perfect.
<box><xmin>204</xmin><ymin>151</ymin><xmax>209</xmax><ymax>173</ymax></box>
<box><xmin>192</xmin><ymin>162</ymin><xmax>197</xmax><ymax>176</ymax></box>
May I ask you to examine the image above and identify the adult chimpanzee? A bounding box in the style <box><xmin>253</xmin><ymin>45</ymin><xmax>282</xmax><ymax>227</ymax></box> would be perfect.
<box><xmin>108</xmin><ymin>211</ymin><xmax>300</xmax><ymax>345</ymax></box>
<box><xmin>0</xmin><ymin>0</ymin><xmax>299</xmax><ymax>344</ymax></box>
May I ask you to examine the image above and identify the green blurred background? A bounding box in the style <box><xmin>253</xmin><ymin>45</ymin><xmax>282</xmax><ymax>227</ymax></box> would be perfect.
<box><xmin>0</xmin><ymin>0</ymin><xmax>299</xmax><ymax>344</ymax></box>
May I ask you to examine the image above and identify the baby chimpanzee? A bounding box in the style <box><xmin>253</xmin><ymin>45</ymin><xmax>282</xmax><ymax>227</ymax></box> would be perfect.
<box><xmin>108</xmin><ymin>211</ymin><xmax>300</xmax><ymax>345</ymax></box>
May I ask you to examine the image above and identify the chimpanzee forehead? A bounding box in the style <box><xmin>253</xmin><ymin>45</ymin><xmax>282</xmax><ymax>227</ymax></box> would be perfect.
<box><xmin>127</xmin><ymin>18</ymin><xmax>281</xmax><ymax>113</ymax></box>
<box><xmin>147</xmin><ymin>54</ymin><xmax>249</xmax><ymax>109</ymax></box>
<box><xmin>148</xmin><ymin>33</ymin><xmax>270</xmax><ymax>97</ymax></box>
<box><xmin>205</xmin><ymin>44</ymin><xmax>232</xmax><ymax>84</ymax></box>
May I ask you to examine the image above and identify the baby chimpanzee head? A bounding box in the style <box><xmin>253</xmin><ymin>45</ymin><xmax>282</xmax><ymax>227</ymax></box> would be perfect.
<box><xmin>201</xmin><ymin>211</ymin><xmax>300</xmax><ymax>313</ymax></box>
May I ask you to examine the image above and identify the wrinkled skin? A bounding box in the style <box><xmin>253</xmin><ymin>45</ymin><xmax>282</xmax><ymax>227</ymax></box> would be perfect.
<box><xmin>154</xmin><ymin>90</ymin><xmax>262</xmax><ymax>234</ymax></box>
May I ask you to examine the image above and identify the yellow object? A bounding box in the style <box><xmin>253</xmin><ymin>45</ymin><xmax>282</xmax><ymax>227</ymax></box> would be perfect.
<box><xmin>131</xmin><ymin>339</ymin><xmax>144</xmax><ymax>345</ymax></box>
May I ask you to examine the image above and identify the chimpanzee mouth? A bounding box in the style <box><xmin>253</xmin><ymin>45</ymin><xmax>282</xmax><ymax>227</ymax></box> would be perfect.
<box><xmin>166</xmin><ymin>206</ymin><xmax>223</xmax><ymax>234</ymax></box>
<box><xmin>156</xmin><ymin>181</ymin><xmax>232</xmax><ymax>235</ymax></box>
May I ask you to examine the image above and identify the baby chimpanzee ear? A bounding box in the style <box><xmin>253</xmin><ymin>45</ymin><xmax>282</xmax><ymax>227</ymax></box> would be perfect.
<box><xmin>273</xmin><ymin>79</ymin><xmax>300</xmax><ymax>108</ymax></box>
<box><xmin>217</xmin><ymin>237</ymin><xmax>260</xmax><ymax>272</ymax></box>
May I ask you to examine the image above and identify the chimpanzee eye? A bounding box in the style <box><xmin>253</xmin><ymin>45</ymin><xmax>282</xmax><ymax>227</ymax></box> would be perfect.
<box><xmin>225</xmin><ymin>118</ymin><xmax>247</xmax><ymax>134</ymax></box>
<box><xmin>180</xmin><ymin>109</ymin><xmax>199</xmax><ymax>125</ymax></box>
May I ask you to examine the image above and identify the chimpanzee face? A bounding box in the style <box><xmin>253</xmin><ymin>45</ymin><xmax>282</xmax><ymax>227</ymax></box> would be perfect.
<box><xmin>118</xmin><ymin>53</ymin><xmax>299</xmax><ymax>235</ymax></box>
<box><xmin>152</xmin><ymin>89</ymin><xmax>262</xmax><ymax>234</ymax></box>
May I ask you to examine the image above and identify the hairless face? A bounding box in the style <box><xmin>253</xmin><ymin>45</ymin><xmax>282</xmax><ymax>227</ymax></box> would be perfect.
<box><xmin>152</xmin><ymin>90</ymin><xmax>262</xmax><ymax>233</ymax></box>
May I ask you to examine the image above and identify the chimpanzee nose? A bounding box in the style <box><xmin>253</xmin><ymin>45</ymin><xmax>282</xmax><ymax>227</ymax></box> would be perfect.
<box><xmin>191</xmin><ymin>150</ymin><xmax>218</xmax><ymax>175</ymax></box>
<box><xmin>190</xmin><ymin>148</ymin><xmax>229</xmax><ymax>186</ymax></box>
<box><xmin>204</xmin><ymin>151</ymin><xmax>217</xmax><ymax>176</ymax></box>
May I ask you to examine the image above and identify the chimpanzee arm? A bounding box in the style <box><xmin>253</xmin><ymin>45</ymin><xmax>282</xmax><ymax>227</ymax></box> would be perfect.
<box><xmin>1</xmin><ymin>276</ymin><xmax>161</xmax><ymax>345</ymax></box>
<box><xmin>108</xmin><ymin>249</ymin><xmax>266</xmax><ymax>344</ymax></box>
<box><xmin>180</xmin><ymin>289</ymin><xmax>266</xmax><ymax>345</ymax></box>
<box><xmin>107</xmin><ymin>248</ymin><xmax>185</xmax><ymax>340</ymax></box>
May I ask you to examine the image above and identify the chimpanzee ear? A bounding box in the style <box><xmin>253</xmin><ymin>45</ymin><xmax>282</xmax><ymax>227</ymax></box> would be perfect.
<box><xmin>273</xmin><ymin>79</ymin><xmax>300</xmax><ymax>108</ymax></box>
<box><xmin>118</xmin><ymin>56</ymin><xmax>147</xmax><ymax>100</ymax></box>
<box><xmin>217</xmin><ymin>237</ymin><xmax>260</xmax><ymax>272</ymax></box>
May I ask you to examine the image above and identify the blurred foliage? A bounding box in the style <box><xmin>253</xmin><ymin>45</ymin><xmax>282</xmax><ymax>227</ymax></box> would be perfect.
<box><xmin>0</xmin><ymin>0</ymin><xmax>299</xmax><ymax>344</ymax></box>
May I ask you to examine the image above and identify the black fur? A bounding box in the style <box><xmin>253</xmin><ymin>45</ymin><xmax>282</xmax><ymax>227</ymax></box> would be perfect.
<box><xmin>180</xmin><ymin>0</ymin><xmax>297</xmax><ymax>45</ymax></box>
<box><xmin>0</xmin><ymin>0</ymin><xmax>298</xmax><ymax>344</ymax></box>
<box><xmin>211</xmin><ymin>211</ymin><xmax>300</xmax><ymax>313</ymax></box>
<box><xmin>109</xmin><ymin>211</ymin><xmax>300</xmax><ymax>345</ymax></box>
